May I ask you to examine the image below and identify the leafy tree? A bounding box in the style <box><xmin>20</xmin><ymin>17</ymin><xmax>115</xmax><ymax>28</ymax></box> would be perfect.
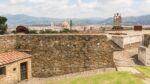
<box><xmin>0</xmin><ymin>16</ymin><xmax>7</xmax><ymax>34</ymax></box>
<box><xmin>70</xmin><ymin>20</ymin><xmax>73</xmax><ymax>30</ymax></box>
<box><xmin>60</xmin><ymin>28</ymin><xmax>79</xmax><ymax>33</ymax></box>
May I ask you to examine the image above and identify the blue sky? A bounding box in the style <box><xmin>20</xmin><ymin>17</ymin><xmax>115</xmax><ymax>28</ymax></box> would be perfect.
<box><xmin>0</xmin><ymin>0</ymin><xmax>150</xmax><ymax>18</ymax></box>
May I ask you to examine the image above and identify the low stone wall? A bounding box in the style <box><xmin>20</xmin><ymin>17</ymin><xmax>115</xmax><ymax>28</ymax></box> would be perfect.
<box><xmin>0</xmin><ymin>34</ymin><xmax>115</xmax><ymax>77</ymax></box>
<box><xmin>138</xmin><ymin>34</ymin><xmax>150</xmax><ymax>66</ymax></box>
<box><xmin>142</xmin><ymin>34</ymin><xmax>150</xmax><ymax>48</ymax></box>
<box><xmin>112</xmin><ymin>34</ymin><xmax>142</xmax><ymax>48</ymax></box>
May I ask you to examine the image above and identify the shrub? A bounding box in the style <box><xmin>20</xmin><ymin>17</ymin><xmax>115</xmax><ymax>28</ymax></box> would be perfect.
<box><xmin>39</xmin><ymin>29</ymin><xmax>79</xmax><ymax>34</ymax></box>
<box><xmin>60</xmin><ymin>28</ymin><xmax>79</xmax><ymax>33</ymax></box>
<box><xmin>112</xmin><ymin>26</ymin><xmax>123</xmax><ymax>30</ymax></box>
<box><xmin>50</xmin><ymin>30</ymin><xmax>58</xmax><ymax>33</ymax></box>
<box><xmin>70</xmin><ymin>30</ymin><xmax>79</xmax><ymax>33</ymax></box>
<box><xmin>60</xmin><ymin>28</ymin><xmax>70</xmax><ymax>33</ymax></box>
<box><xmin>29</xmin><ymin>30</ymin><xmax>38</xmax><ymax>34</ymax></box>
<box><xmin>45</xmin><ymin>29</ymin><xmax>52</xmax><ymax>33</ymax></box>
<box><xmin>39</xmin><ymin>29</ymin><xmax>58</xmax><ymax>34</ymax></box>
<box><xmin>44</xmin><ymin>29</ymin><xmax>58</xmax><ymax>33</ymax></box>
<box><xmin>16</xmin><ymin>26</ymin><xmax>29</xmax><ymax>34</ymax></box>
<box><xmin>39</xmin><ymin>30</ymin><xmax>45</xmax><ymax>34</ymax></box>
<box><xmin>11</xmin><ymin>30</ymin><xmax>16</xmax><ymax>34</ymax></box>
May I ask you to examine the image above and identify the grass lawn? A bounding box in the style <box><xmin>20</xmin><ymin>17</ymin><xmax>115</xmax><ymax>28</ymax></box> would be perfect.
<box><xmin>46</xmin><ymin>72</ymin><xmax>144</xmax><ymax>84</ymax></box>
<box><xmin>135</xmin><ymin>66</ymin><xmax>150</xmax><ymax>78</ymax></box>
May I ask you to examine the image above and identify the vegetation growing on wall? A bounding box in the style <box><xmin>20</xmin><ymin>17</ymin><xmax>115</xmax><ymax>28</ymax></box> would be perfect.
<box><xmin>60</xmin><ymin>28</ymin><xmax>79</xmax><ymax>33</ymax></box>
<box><xmin>39</xmin><ymin>29</ymin><xmax>58</xmax><ymax>34</ymax></box>
<box><xmin>39</xmin><ymin>29</ymin><xmax>79</xmax><ymax>34</ymax></box>
<box><xmin>12</xmin><ymin>28</ymin><xmax>79</xmax><ymax>34</ymax></box>
<box><xmin>29</xmin><ymin>30</ymin><xmax>38</xmax><ymax>34</ymax></box>
<box><xmin>112</xmin><ymin>26</ymin><xmax>123</xmax><ymax>30</ymax></box>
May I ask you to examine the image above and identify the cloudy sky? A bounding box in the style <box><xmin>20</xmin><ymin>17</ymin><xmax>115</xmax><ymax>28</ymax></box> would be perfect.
<box><xmin>0</xmin><ymin>0</ymin><xmax>150</xmax><ymax>18</ymax></box>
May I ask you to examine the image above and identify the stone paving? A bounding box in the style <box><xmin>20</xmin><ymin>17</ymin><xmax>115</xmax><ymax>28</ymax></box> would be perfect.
<box><xmin>117</xmin><ymin>67</ymin><xmax>140</xmax><ymax>74</ymax></box>
<box><xmin>114</xmin><ymin>47</ymin><xmax>143</xmax><ymax>67</ymax></box>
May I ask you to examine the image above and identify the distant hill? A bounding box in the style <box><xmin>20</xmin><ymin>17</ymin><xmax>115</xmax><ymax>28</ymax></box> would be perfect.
<box><xmin>3</xmin><ymin>14</ymin><xmax>103</xmax><ymax>26</ymax></box>
<box><xmin>4</xmin><ymin>14</ymin><xmax>63</xmax><ymax>26</ymax></box>
<box><xmin>2</xmin><ymin>14</ymin><xmax>150</xmax><ymax>26</ymax></box>
<box><xmin>100</xmin><ymin>15</ymin><xmax>150</xmax><ymax>25</ymax></box>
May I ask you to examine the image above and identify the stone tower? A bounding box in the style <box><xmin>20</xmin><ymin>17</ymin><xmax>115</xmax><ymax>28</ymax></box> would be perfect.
<box><xmin>113</xmin><ymin>13</ymin><xmax>122</xmax><ymax>27</ymax></box>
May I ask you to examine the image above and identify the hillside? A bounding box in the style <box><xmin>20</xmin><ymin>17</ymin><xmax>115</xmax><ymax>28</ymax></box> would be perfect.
<box><xmin>2</xmin><ymin>14</ymin><xmax>150</xmax><ymax>26</ymax></box>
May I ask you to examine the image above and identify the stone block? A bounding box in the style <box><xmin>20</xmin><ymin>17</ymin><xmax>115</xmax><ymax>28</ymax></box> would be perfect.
<box><xmin>138</xmin><ymin>46</ymin><xmax>150</xmax><ymax>66</ymax></box>
<box><xmin>112</xmin><ymin>34</ymin><xmax>142</xmax><ymax>48</ymax></box>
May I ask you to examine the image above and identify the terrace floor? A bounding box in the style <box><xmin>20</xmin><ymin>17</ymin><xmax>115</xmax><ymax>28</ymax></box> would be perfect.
<box><xmin>114</xmin><ymin>47</ymin><xmax>143</xmax><ymax>67</ymax></box>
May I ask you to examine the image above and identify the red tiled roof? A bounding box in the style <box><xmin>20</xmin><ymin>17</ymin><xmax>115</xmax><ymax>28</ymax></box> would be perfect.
<box><xmin>0</xmin><ymin>51</ymin><xmax>31</xmax><ymax>66</ymax></box>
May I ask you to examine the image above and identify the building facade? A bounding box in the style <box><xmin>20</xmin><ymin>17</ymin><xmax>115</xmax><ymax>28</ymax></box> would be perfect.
<box><xmin>62</xmin><ymin>20</ymin><xmax>70</xmax><ymax>29</ymax></box>
<box><xmin>0</xmin><ymin>51</ymin><xmax>32</xmax><ymax>84</ymax></box>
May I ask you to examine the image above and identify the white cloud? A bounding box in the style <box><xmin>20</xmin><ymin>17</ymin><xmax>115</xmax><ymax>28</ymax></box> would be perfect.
<box><xmin>0</xmin><ymin>0</ymin><xmax>150</xmax><ymax>18</ymax></box>
<box><xmin>29</xmin><ymin>0</ymin><xmax>46</xmax><ymax>3</ymax></box>
<box><xmin>145</xmin><ymin>0</ymin><xmax>150</xmax><ymax>3</ymax></box>
<box><xmin>10</xmin><ymin>0</ymin><xmax>26</xmax><ymax>4</ymax></box>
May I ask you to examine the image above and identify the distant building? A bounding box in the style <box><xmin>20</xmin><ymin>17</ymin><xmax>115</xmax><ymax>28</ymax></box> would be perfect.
<box><xmin>50</xmin><ymin>22</ymin><xmax>54</xmax><ymax>27</ymax></box>
<box><xmin>62</xmin><ymin>20</ymin><xmax>70</xmax><ymax>29</ymax></box>
<box><xmin>134</xmin><ymin>25</ymin><xmax>143</xmax><ymax>31</ymax></box>
<box><xmin>0</xmin><ymin>51</ymin><xmax>32</xmax><ymax>84</ymax></box>
<box><xmin>113</xmin><ymin>13</ymin><xmax>122</xmax><ymax>27</ymax></box>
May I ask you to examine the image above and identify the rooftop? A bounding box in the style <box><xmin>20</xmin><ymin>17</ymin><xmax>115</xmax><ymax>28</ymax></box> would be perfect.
<box><xmin>0</xmin><ymin>51</ymin><xmax>31</xmax><ymax>66</ymax></box>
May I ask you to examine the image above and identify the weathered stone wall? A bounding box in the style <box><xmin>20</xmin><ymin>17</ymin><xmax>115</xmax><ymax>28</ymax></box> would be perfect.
<box><xmin>138</xmin><ymin>34</ymin><xmax>150</xmax><ymax>66</ymax></box>
<box><xmin>0</xmin><ymin>35</ymin><xmax>16</xmax><ymax>53</ymax></box>
<box><xmin>112</xmin><ymin>35</ymin><xmax>142</xmax><ymax>48</ymax></box>
<box><xmin>0</xmin><ymin>35</ymin><xmax>115</xmax><ymax>77</ymax></box>
<box><xmin>142</xmin><ymin>34</ymin><xmax>150</xmax><ymax>48</ymax></box>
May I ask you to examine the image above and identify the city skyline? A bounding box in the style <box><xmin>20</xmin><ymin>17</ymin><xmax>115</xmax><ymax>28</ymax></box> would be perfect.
<box><xmin>0</xmin><ymin>0</ymin><xmax>150</xmax><ymax>18</ymax></box>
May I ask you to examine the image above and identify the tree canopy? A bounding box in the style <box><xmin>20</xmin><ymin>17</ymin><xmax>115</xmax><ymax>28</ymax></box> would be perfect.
<box><xmin>0</xmin><ymin>16</ymin><xmax>7</xmax><ymax>34</ymax></box>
